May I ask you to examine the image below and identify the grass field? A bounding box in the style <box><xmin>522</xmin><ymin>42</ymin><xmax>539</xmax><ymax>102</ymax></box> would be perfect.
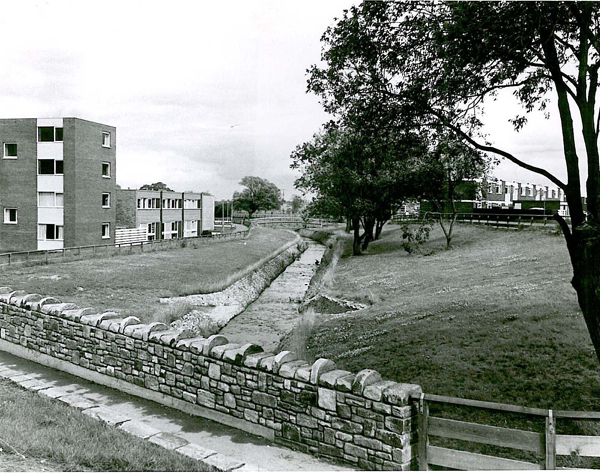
<box><xmin>306</xmin><ymin>223</ymin><xmax>599</xmax><ymax>412</ymax></box>
<box><xmin>0</xmin><ymin>227</ymin><xmax>295</xmax><ymax>324</ymax></box>
<box><xmin>0</xmin><ymin>379</ymin><xmax>207</xmax><ymax>471</ymax></box>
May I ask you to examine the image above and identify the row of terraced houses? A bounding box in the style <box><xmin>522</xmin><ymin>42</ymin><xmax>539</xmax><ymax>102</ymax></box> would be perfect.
<box><xmin>0</xmin><ymin>117</ymin><xmax>214</xmax><ymax>253</ymax></box>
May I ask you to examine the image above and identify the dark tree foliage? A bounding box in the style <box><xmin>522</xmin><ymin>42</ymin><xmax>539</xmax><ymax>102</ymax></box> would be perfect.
<box><xmin>291</xmin><ymin>125</ymin><xmax>426</xmax><ymax>255</ymax></box>
<box><xmin>308</xmin><ymin>2</ymin><xmax>600</xmax><ymax>363</ymax></box>
<box><xmin>139</xmin><ymin>182</ymin><xmax>173</xmax><ymax>192</ymax></box>
<box><xmin>232</xmin><ymin>176</ymin><xmax>282</xmax><ymax>219</ymax></box>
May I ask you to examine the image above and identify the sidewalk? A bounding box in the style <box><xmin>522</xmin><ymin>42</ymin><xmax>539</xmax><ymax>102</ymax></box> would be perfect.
<box><xmin>0</xmin><ymin>350</ymin><xmax>352</xmax><ymax>472</ymax></box>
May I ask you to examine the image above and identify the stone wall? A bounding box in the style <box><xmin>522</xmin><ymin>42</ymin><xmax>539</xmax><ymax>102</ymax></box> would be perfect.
<box><xmin>0</xmin><ymin>288</ymin><xmax>421</xmax><ymax>471</ymax></box>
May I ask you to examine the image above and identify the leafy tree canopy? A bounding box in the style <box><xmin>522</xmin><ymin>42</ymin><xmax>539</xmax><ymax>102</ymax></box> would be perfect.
<box><xmin>140</xmin><ymin>182</ymin><xmax>173</xmax><ymax>192</ymax></box>
<box><xmin>232</xmin><ymin>176</ymin><xmax>282</xmax><ymax>218</ymax></box>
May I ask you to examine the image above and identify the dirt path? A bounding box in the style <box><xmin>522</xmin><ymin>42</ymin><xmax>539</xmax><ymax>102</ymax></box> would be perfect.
<box><xmin>218</xmin><ymin>239</ymin><xmax>326</xmax><ymax>351</ymax></box>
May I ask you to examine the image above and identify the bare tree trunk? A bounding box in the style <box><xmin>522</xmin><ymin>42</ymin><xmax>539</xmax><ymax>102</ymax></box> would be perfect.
<box><xmin>352</xmin><ymin>217</ymin><xmax>362</xmax><ymax>255</ymax></box>
<box><xmin>346</xmin><ymin>217</ymin><xmax>352</xmax><ymax>233</ymax></box>
<box><xmin>361</xmin><ymin>217</ymin><xmax>376</xmax><ymax>251</ymax></box>
<box><xmin>374</xmin><ymin>219</ymin><xmax>386</xmax><ymax>240</ymax></box>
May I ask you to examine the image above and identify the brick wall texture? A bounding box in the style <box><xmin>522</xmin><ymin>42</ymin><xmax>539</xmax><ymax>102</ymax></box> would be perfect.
<box><xmin>0</xmin><ymin>287</ymin><xmax>421</xmax><ymax>470</ymax></box>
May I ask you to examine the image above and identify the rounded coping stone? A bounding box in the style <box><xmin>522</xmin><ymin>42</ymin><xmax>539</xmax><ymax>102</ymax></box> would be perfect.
<box><xmin>125</xmin><ymin>324</ymin><xmax>150</xmax><ymax>337</ymax></box>
<box><xmin>210</xmin><ymin>343</ymin><xmax>242</xmax><ymax>360</ymax></box>
<box><xmin>148</xmin><ymin>328</ymin><xmax>178</xmax><ymax>343</ymax></box>
<box><xmin>352</xmin><ymin>369</ymin><xmax>382</xmax><ymax>395</ymax></box>
<box><xmin>223</xmin><ymin>343</ymin><xmax>263</xmax><ymax>365</ymax></box>
<box><xmin>61</xmin><ymin>307</ymin><xmax>96</xmax><ymax>322</ymax></box>
<box><xmin>310</xmin><ymin>358</ymin><xmax>336</xmax><ymax>385</ymax></box>
<box><xmin>244</xmin><ymin>352</ymin><xmax>274</xmax><ymax>369</ymax></box>
<box><xmin>272</xmin><ymin>351</ymin><xmax>298</xmax><ymax>374</ymax></box>
<box><xmin>382</xmin><ymin>383</ymin><xmax>423</xmax><ymax>405</ymax></box>
<box><xmin>118</xmin><ymin>316</ymin><xmax>141</xmax><ymax>334</ymax></box>
<box><xmin>134</xmin><ymin>322</ymin><xmax>169</xmax><ymax>342</ymax></box>
<box><xmin>13</xmin><ymin>293</ymin><xmax>42</xmax><ymax>306</ymax></box>
<box><xmin>318</xmin><ymin>369</ymin><xmax>353</xmax><ymax>389</ymax></box>
<box><xmin>176</xmin><ymin>336</ymin><xmax>207</xmax><ymax>350</ymax></box>
<box><xmin>7</xmin><ymin>291</ymin><xmax>28</xmax><ymax>304</ymax></box>
<box><xmin>363</xmin><ymin>380</ymin><xmax>398</xmax><ymax>401</ymax></box>
<box><xmin>80</xmin><ymin>312</ymin><xmax>120</xmax><ymax>327</ymax></box>
<box><xmin>41</xmin><ymin>302</ymin><xmax>78</xmax><ymax>316</ymax></box>
<box><xmin>202</xmin><ymin>334</ymin><xmax>229</xmax><ymax>357</ymax></box>
<box><xmin>34</xmin><ymin>296</ymin><xmax>61</xmax><ymax>310</ymax></box>
<box><xmin>159</xmin><ymin>329</ymin><xmax>197</xmax><ymax>346</ymax></box>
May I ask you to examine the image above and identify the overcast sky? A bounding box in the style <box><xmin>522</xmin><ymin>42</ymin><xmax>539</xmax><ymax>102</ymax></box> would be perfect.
<box><xmin>0</xmin><ymin>1</ymin><xmax>587</xmax><ymax>200</ymax></box>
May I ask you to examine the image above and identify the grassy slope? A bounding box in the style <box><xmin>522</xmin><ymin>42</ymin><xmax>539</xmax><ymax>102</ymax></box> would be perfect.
<box><xmin>0</xmin><ymin>379</ymin><xmax>206</xmax><ymax>472</ymax></box>
<box><xmin>0</xmin><ymin>227</ymin><xmax>295</xmax><ymax>324</ymax></box>
<box><xmin>308</xmin><ymin>223</ymin><xmax>599</xmax><ymax>412</ymax></box>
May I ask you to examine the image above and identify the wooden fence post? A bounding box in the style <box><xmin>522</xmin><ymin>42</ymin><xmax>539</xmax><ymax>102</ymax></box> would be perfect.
<box><xmin>418</xmin><ymin>393</ymin><xmax>429</xmax><ymax>470</ymax></box>
<box><xmin>545</xmin><ymin>409</ymin><xmax>556</xmax><ymax>469</ymax></box>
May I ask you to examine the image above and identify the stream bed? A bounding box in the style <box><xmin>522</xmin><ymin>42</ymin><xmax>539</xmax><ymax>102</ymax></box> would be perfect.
<box><xmin>218</xmin><ymin>238</ymin><xmax>326</xmax><ymax>351</ymax></box>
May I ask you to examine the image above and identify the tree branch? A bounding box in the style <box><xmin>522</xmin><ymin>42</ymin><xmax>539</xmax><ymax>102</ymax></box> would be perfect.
<box><xmin>429</xmin><ymin>109</ymin><xmax>567</xmax><ymax>189</ymax></box>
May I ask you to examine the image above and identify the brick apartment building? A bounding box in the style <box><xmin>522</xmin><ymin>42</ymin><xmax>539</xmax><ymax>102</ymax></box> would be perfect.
<box><xmin>0</xmin><ymin>118</ymin><xmax>116</xmax><ymax>252</ymax></box>
<box><xmin>484</xmin><ymin>179</ymin><xmax>573</xmax><ymax>215</ymax></box>
<box><xmin>116</xmin><ymin>189</ymin><xmax>214</xmax><ymax>241</ymax></box>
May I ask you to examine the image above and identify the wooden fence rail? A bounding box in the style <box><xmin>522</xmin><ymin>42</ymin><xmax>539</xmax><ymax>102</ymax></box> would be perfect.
<box><xmin>412</xmin><ymin>392</ymin><xmax>600</xmax><ymax>470</ymax></box>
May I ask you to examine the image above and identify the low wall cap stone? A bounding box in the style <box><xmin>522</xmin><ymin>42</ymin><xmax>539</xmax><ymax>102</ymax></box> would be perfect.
<box><xmin>310</xmin><ymin>358</ymin><xmax>336</xmax><ymax>385</ymax></box>
<box><xmin>160</xmin><ymin>329</ymin><xmax>197</xmax><ymax>346</ymax></box>
<box><xmin>352</xmin><ymin>369</ymin><xmax>382</xmax><ymax>395</ymax></box>
<box><xmin>202</xmin><ymin>334</ymin><xmax>229</xmax><ymax>356</ymax></box>
<box><xmin>31</xmin><ymin>297</ymin><xmax>61</xmax><ymax>311</ymax></box>
<box><xmin>223</xmin><ymin>343</ymin><xmax>263</xmax><ymax>365</ymax></box>
<box><xmin>318</xmin><ymin>369</ymin><xmax>353</xmax><ymax>389</ymax></box>
<box><xmin>336</xmin><ymin>373</ymin><xmax>356</xmax><ymax>392</ymax></box>
<box><xmin>211</xmin><ymin>343</ymin><xmax>242</xmax><ymax>360</ymax></box>
<box><xmin>132</xmin><ymin>323</ymin><xmax>168</xmax><ymax>341</ymax></box>
<box><xmin>118</xmin><ymin>316</ymin><xmax>141</xmax><ymax>334</ymax></box>
<box><xmin>382</xmin><ymin>383</ymin><xmax>423</xmax><ymax>405</ymax></box>
<box><xmin>363</xmin><ymin>380</ymin><xmax>397</xmax><ymax>401</ymax></box>
<box><xmin>176</xmin><ymin>336</ymin><xmax>207</xmax><ymax>350</ymax></box>
<box><xmin>7</xmin><ymin>291</ymin><xmax>28</xmax><ymax>304</ymax></box>
<box><xmin>125</xmin><ymin>323</ymin><xmax>150</xmax><ymax>337</ymax></box>
<box><xmin>244</xmin><ymin>352</ymin><xmax>274</xmax><ymax>369</ymax></box>
<box><xmin>41</xmin><ymin>302</ymin><xmax>78</xmax><ymax>316</ymax></box>
<box><xmin>62</xmin><ymin>307</ymin><xmax>96</xmax><ymax>322</ymax></box>
<box><xmin>12</xmin><ymin>293</ymin><xmax>41</xmax><ymax>306</ymax></box>
<box><xmin>272</xmin><ymin>351</ymin><xmax>298</xmax><ymax>374</ymax></box>
<box><xmin>148</xmin><ymin>329</ymin><xmax>178</xmax><ymax>343</ymax></box>
<box><xmin>294</xmin><ymin>364</ymin><xmax>313</xmax><ymax>382</ymax></box>
<box><xmin>278</xmin><ymin>360</ymin><xmax>309</xmax><ymax>379</ymax></box>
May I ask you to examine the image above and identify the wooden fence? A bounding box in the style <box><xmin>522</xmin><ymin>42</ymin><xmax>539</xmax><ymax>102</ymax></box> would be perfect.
<box><xmin>391</xmin><ymin>212</ymin><xmax>571</xmax><ymax>229</ymax></box>
<box><xmin>115</xmin><ymin>227</ymin><xmax>147</xmax><ymax>246</ymax></box>
<box><xmin>414</xmin><ymin>393</ymin><xmax>600</xmax><ymax>470</ymax></box>
<box><xmin>0</xmin><ymin>229</ymin><xmax>249</xmax><ymax>268</ymax></box>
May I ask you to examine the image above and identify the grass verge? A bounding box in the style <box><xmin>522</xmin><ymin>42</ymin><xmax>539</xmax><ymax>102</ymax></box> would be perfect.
<box><xmin>0</xmin><ymin>378</ymin><xmax>207</xmax><ymax>471</ymax></box>
<box><xmin>305</xmin><ymin>223</ymin><xmax>600</xmax><ymax>467</ymax></box>
<box><xmin>0</xmin><ymin>227</ymin><xmax>295</xmax><ymax>324</ymax></box>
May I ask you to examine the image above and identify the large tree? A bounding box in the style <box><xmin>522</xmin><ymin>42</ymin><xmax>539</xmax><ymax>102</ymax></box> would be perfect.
<box><xmin>233</xmin><ymin>176</ymin><xmax>281</xmax><ymax>219</ymax></box>
<box><xmin>291</xmin><ymin>125</ymin><xmax>426</xmax><ymax>255</ymax></box>
<box><xmin>309</xmin><ymin>2</ymin><xmax>600</xmax><ymax>362</ymax></box>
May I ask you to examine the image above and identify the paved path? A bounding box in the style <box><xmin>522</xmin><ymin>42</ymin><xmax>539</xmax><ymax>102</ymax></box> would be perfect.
<box><xmin>219</xmin><ymin>239</ymin><xmax>326</xmax><ymax>352</ymax></box>
<box><xmin>0</xmin><ymin>350</ymin><xmax>350</xmax><ymax>472</ymax></box>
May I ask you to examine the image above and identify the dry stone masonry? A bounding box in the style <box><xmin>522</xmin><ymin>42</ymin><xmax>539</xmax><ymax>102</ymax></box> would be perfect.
<box><xmin>0</xmin><ymin>287</ymin><xmax>421</xmax><ymax>471</ymax></box>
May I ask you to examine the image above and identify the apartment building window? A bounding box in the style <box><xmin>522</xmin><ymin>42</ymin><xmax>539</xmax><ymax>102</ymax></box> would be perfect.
<box><xmin>3</xmin><ymin>208</ymin><xmax>17</xmax><ymax>224</ymax></box>
<box><xmin>102</xmin><ymin>162</ymin><xmax>111</xmax><ymax>178</ymax></box>
<box><xmin>147</xmin><ymin>222</ymin><xmax>156</xmax><ymax>241</ymax></box>
<box><xmin>102</xmin><ymin>193</ymin><xmax>111</xmax><ymax>208</ymax></box>
<box><xmin>38</xmin><ymin>126</ymin><xmax>63</xmax><ymax>142</ymax></box>
<box><xmin>38</xmin><ymin>224</ymin><xmax>63</xmax><ymax>240</ymax></box>
<box><xmin>3</xmin><ymin>143</ymin><xmax>17</xmax><ymax>159</ymax></box>
<box><xmin>102</xmin><ymin>132</ymin><xmax>111</xmax><ymax>148</ymax></box>
<box><xmin>38</xmin><ymin>192</ymin><xmax>64</xmax><ymax>207</ymax></box>
<box><xmin>102</xmin><ymin>223</ymin><xmax>110</xmax><ymax>239</ymax></box>
<box><xmin>38</xmin><ymin>159</ymin><xmax>63</xmax><ymax>175</ymax></box>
